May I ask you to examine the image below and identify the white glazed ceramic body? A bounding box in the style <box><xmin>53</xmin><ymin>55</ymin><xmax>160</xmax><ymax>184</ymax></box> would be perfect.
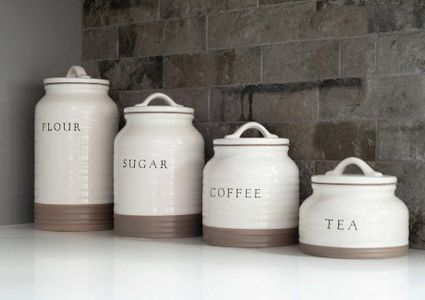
<box><xmin>299</xmin><ymin>158</ymin><xmax>409</xmax><ymax>248</ymax></box>
<box><xmin>203</xmin><ymin>122</ymin><xmax>299</xmax><ymax>229</ymax></box>
<box><xmin>114</xmin><ymin>93</ymin><xmax>204</xmax><ymax>216</ymax></box>
<box><xmin>34</xmin><ymin>66</ymin><xmax>118</xmax><ymax>205</ymax></box>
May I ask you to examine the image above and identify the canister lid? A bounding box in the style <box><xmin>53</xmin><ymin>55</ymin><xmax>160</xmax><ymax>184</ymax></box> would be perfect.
<box><xmin>124</xmin><ymin>93</ymin><xmax>194</xmax><ymax>114</ymax></box>
<box><xmin>43</xmin><ymin>66</ymin><xmax>109</xmax><ymax>86</ymax></box>
<box><xmin>214</xmin><ymin>122</ymin><xmax>289</xmax><ymax>146</ymax></box>
<box><xmin>312</xmin><ymin>157</ymin><xmax>397</xmax><ymax>185</ymax></box>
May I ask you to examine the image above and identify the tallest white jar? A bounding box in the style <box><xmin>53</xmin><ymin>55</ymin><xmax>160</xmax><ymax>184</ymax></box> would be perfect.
<box><xmin>34</xmin><ymin>66</ymin><xmax>118</xmax><ymax>231</ymax></box>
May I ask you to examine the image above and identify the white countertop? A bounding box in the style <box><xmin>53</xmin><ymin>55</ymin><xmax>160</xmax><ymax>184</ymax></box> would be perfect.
<box><xmin>0</xmin><ymin>225</ymin><xmax>424</xmax><ymax>300</ymax></box>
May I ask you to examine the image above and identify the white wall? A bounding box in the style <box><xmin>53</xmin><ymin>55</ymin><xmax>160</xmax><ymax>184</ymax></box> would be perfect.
<box><xmin>0</xmin><ymin>0</ymin><xmax>82</xmax><ymax>225</ymax></box>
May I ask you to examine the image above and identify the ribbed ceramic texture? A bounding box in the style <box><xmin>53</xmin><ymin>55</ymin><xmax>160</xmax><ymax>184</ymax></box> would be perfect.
<box><xmin>114</xmin><ymin>213</ymin><xmax>202</xmax><ymax>238</ymax></box>
<box><xmin>34</xmin><ymin>86</ymin><xmax>118</xmax><ymax>209</ymax></box>
<box><xmin>299</xmin><ymin>243</ymin><xmax>408</xmax><ymax>259</ymax></box>
<box><xmin>35</xmin><ymin>203</ymin><xmax>113</xmax><ymax>231</ymax></box>
<box><xmin>203</xmin><ymin>225</ymin><xmax>298</xmax><ymax>248</ymax></box>
<box><xmin>299</xmin><ymin>185</ymin><xmax>409</xmax><ymax>248</ymax></box>
<box><xmin>114</xmin><ymin>113</ymin><xmax>204</xmax><ymax>219</ymax></box>
<box><xmin>203</xmin><ymin>146</ymin><xmax>299</xmax><ymax>235</ymax></box>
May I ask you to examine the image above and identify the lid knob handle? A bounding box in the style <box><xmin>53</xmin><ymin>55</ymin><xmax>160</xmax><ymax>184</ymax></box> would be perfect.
<box><xmin>225</xmin><ymin>122</ymin><xmax>278</xmax><ymax>139</ymax></box>
<box><xmin>136</xmin><ymin>92</ymin><xmax>183</xmax><ymax>107</ymax></box>
<box><xmin>326</xmin><ymin>157</ymin><xmax>383</xmax><ymax>177</ymax></box>
<box><xmin>66</xmin><ymin>66</ymin><xmax>91</xmax><ymax>79</ymax></box>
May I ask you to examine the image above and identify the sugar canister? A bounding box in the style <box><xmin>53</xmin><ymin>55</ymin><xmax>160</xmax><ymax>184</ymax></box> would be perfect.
<box><xmin>114</xmin><ymin>93</ymin><xmax>204</xmax><ymax>238</ymax></box>
<box><xmin>202</xmin><ymin>122</ymin><xmax>299</xmax><ymax>247</ymax></box>
<box><xmin>299</xmin><ymin>157</ymin><xmax>409</xmax><ymax>258</ymax></box>
<box><xmin>34</xmin><ymin>66</ymin><xmax>118</xmax><ymax>231</ymax></box>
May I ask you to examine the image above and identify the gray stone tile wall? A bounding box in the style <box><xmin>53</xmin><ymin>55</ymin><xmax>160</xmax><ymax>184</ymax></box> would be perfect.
<box><xmin>83</xmin><ymin>0</ymin><xmax>425</xmax><ymax>248</ymax></box>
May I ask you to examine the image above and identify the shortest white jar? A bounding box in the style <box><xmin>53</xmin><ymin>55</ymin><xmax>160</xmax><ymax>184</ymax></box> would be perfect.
<box><xmin>299</xmin><ymin>157</ymin><xmax>409</xmax><ymax>259</ymax></box>
<box><xmin>203</xmin><ymin>122</ymin><xmax>299</xmax><ymax>248</ymax></box>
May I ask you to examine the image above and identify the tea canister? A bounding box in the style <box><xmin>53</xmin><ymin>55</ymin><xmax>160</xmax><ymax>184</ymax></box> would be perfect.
<box><xmin>299</xmin><ymin>157</ymin><xmax>409</xmax><ymax>259</ymax></box>
<box><xmin>34</xmin><ymin>66</ymin><xmax>118</xmax><ymax>231</ymax></box>
<box><xmin>114</xmin><ymin>92</ymin><xmax>204</xmax><ymax>238</ymax></box>
<box><xmin>203</xmin><ymin>122</ymin><xmax>299</xmax><ymax>248</ymax></box>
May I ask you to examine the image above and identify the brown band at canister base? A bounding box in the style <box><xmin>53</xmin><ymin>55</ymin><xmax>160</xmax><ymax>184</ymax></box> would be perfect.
<box><xmin>299</xmin><ymin>243</ymin><xmax>409</xmax><ymax>259</ymax></box>
<box><xmin>114</xmin><ymin>213</ymin><xmax>202</xmax><ymax>238</ymax></box>
<box><xmin>34</xmin><ymin>203</ymin><xmax>113</xmax><ymax>232</ymax></box>
<box><xmin>203</xmin><ymin>225</ymin><xmax>298</xmax><ymax>248</ymax></box>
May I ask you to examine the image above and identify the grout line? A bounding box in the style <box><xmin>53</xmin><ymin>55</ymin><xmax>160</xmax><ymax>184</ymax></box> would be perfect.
<box><xmin>205</xmin><ymin>15</ymin><xmax>209</xmax><ymax>51</ymax></box>
<box><xmin>260</xmin><ymin>47</ymin><xmax>264</xmax><ymax>82</ymax></box>
<box><xmin>80</xmin><ymin>0</ymin><xmax>84</xmax><ymax>64</ymax></box>
<box><xmin>115</xmin><ymin>26</ymin><xmax>119</xmax><ymax>58</ymax></box>
<box><xmin>157</xmin><ymin>0</ymin><xmax>161</xmax><ymax>20</ymax></box>
<box><xmin>374</xmin><ymin>33</ymin><xmax>379</xmax><ymax>72</ymax></box>
<box><xmin>338</xmin><ymin>39</ymin><xmax>342</xmax><ymax>77</ymax></box>
<box><xmin>316</xmin><ymin>82</ymin><xmax>320</xmax><ymax>121</ymax></box>
<box><xmin>207</xmin><ymin>88</ymin><xmax>211</xmax><ymax>123</ymax></box>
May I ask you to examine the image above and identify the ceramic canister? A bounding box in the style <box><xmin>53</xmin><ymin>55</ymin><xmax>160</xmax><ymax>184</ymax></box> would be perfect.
<box><xmin>114</xmin><ymin>92</ymin><xmax>204</xmax><ymax>238</ymax></box>
<box><xmin>34</xmin><ymin>66</ymin><xmax>118</xmax><ymax>231</ymax></box>
<box><xmin>202</xmin><ymin>122</ymin><xmax>300</xmax><ymax>247</ymax></box>
<box><xmin>299</xmin><ymin>157</ymin><xmax>409</xmax><ymax>259</ymax></box>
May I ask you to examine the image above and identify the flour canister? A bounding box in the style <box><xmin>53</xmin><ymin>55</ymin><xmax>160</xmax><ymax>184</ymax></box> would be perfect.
<box><xmin>203</xmin><ymin>122</ymin><xmax>299</xmax><ymax>247</ymax></box>
<box><xmin>299</xmin><ymin>157</ymin><xmax>409</xmax><ymax>258</ymax></box>
<box><xmin>34</xmin><ymin>66</ymin><xmax>118</xmax><ymax>231</ymax></box>
<box><xmin>114</xmin><ymin>92</ymin><xmax>204</xmax><ymax>238</ymax></box>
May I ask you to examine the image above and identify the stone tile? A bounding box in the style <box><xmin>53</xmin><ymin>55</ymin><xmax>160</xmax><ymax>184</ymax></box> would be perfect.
<box><xmin>84</xmin><ymin>0</ymin><xmax>158</xmax><ymax>27</ymax></box>
<box><xmin>163</xmin><ymin>48</ymin><xmax>261</xmax><ymax>88</ymax></box>
<box><xmin>263</xmin><ymin>40</ymin><xmax>339</xmax><ymax>83</ymax></box>
<box><xmin>367</xmin><ymin>0</ymin><xmax>425</xmax><ymax>32</ymax></box>
<box><xmin>252</xmin><ymin>84</ymin><xmax>319</xmax><ymax>122</ymax></box>
<box><xmin>377</xmin><ymin>31</ymin><xmax>425</xmax><ymax>75</ymax></box>
<box><xmin>119</xmin><ymin>22</ymin><xmax>164</xmax><ymax>57</ymax></box>
<box><xmin>377</xmin><ymin>120</ymin><xmax>425</xmax><ymax>162</ymax></box>
<box><xmin>321</xmin><ymin>76</ymin><xmax>425</xmax><ymax>121</ymax></box>
<box><xmin>159</xmin><ymin>0</ymin><xmax>257</xmax><ymax>19</ymax></box>
<box><xmin>259</xmin><ymin>0</ymin><xmax>302</xmax><ymax>4</ymax></box>
<box><xmin>84</xmin><ymin>57</ymin><xmax>163</xmax><ymax>90</ymax></box>
<box><xmin>319</xmin><ymin>78</ymin><xmax>366</xmax><ymax>120</ymax></box>
<box><xmin>368</xmin><ymin>75</ymin><xmax>425</xmax><ymax>119</ymax></box>
<box><xmin>307</xmin><ymin>4</ymin><xmax>368</xmax><ymax>39</ymax></box>
<box><xmin>314</xmin><ymin>0</ymin><xmax>425</xmax><ymax>33</ymax></box>
<box><xmin>295</xmin><ymin>160</ymin><xmax>315</xmax><ymax>201</ymax></box>
<box><xmin>267</xmin><ymin>121</ymin><xmax>374</xmax><ymax>161</ymax></box>
<box><xmin>115</xmin><ymin>88</ymin><xmax>210</xmax><ymax>123</ymax></box>
<box><xmin>313</xmin><ymin>121</ymin><xmax>376</xmax><ymax>160</ymax></box>
<box><xmin>341</xmin><ymin>35</ymin><xmax>376</xmax><ymax>77</ymax></box>
<box><xmin>210</xmin><ymin>83</ymin><xmax>318</xmax><ymax>122</ymax></box>
<box><xmin>204</xmin><ymin>0</ymin><xmax>258</xmax><ymax>14</ymax></box>
<box><xmin>82</xmin><ymin>61</ymin><xmax>101</xmax><ymax>78</ymax></box>
<box><xmin>160</xmin><ymin>0</ymin><xmax>203</xmax><ymax>19</ymax></box>
<box><xmin>409</xmin><ymin>205</ymin><xmax>425</xmax><ymax>249</ymax></box>
<box><xmin>83</xmin><ymin>27</ymin><xmax>118</xmax><ymax>60</ymax></box>
<box><xmin>208</xmin><ymin>2</ymin><xmax>368</xmax><ymax>49</ymax></box>
<box><xmin>264</xmin><ymin>122</ymin><xmax>321</xmax><ymax>160</ymax></box>
<box><xmin>210</xmin><ymin>87</ymin><xmax>250</xmax><ymax>122</ymax></box>
<box><xmin>164</xmin><ymin>17</ymin><xmax>206</xmax><ymax>55</ymax></box>
<box><xmin>208</xmin><ymin>2</ymin><xmax>315</xmax><ymax>49</ymax></box>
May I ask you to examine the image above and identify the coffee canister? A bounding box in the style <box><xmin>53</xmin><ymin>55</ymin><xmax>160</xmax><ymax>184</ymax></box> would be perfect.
<box><xmin>299</xmin><ymin>157</ymin><xmax>409</xmax><ymax>258</ymax></box>
<box><xmin>203</xmin><ymin>122</ymin><xmax>299</xmax><ymax>247</ymax></box>
<box><xmin>114</xmin><ymin>92</ymin><xmax>204</xmax><ymax>238</ymax></box>
<box><xmin>34</xmin><ymin>66</ymin><xmax>118</xmax><ymax>231</ymax></box>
